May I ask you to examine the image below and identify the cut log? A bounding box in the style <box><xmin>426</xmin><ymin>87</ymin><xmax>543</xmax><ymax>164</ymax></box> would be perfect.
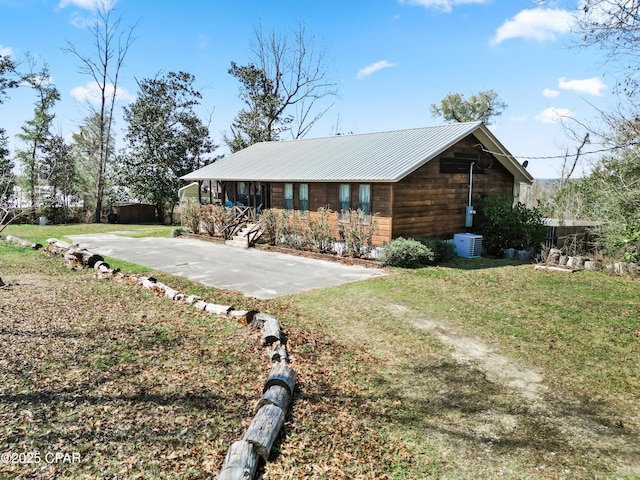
<box><xmin>263</xmin><ymin>362</ymin><xmax>296</xmax><ymax>397</ymax></box>
<box><xmin>584</xmin><ymin>260</ymin><xmax>602</xmax><ymax>271</ymax></box>
<box><xmin>217</xmin><ymin>440</ymin><xmax>259</xmax><ymax>480</ymax></box>
<box><xmin>266</xmin><ymin>342</ymin><xmax>288</xmax><ymax>363</ymax></box>
<box><xmin>46</xmin><ymin>238</ymin><xmax>74</xmax><ymax>255</ymax></box>
<box><xmin>257</xmin><ymin>384</ymin><xmax>291</xmax><ymax>412</ymax></box>
<box><xmin>79</xmin><ymin>249</ymin><xmax>104</xmax><ymax>268</ymax></box>
<box><xmin>164</xmin><ymin>287</ymin><xmax>179</xmax><ymax>300</ymax></box>
<box><xmin>229</xmin><ymin>310</ymin><xmax>256</xmax><ymax>326</ymax></box>
<box><xmin>63</xmin><ymin>248</ymin><xmax>85</xmax><ymax>269</ymax></box>
<box><xmin>614</xmin><ymin>262</ymin><xmax>627</xmax><ymax>275</ymax></box>
<box><xmin>242</xmin><ymin>404</ymin><xmax>286</xmax><ymax>461</ymax></box>
<box><xmin>94</xmin><ymin>260</ymin><xmax>111</xmax><ymax>271</ymax></box>
<box><xmin>193</xmin><ymin>300</ymin><xmax>208</xmax><ymax>311</ymax></box>
<box><xmin>253</xmin><ymin>312</ymin><xmax>276</xmax><ymax>330</ymax></box>
<box><xmin>204</xmin><ymin>303</ymin><xmax>232</xmax><ymax>315</ymax></box>
<box><xmin>261</xmin><ymin>317</ymin><xmax>281</xmax><ymax>346</ymax></box>
<box><xmin>185</xmin><ymin>295</ymin><xmax>201</xmax><ymax>305</ymax></box>
<box><xmin>535</xmin><ymin>265</ymin><xmax>576</xmax><ymax>273</ymax></box>
<box><xmin>6</xmin><ymin>235</ymin><xmax>42</xmax><ymax>250</ymax></box>
<box><xmin>573</xmin><ymin>256</ymin><xmax>587</xmax><ymax>269</ymax></box>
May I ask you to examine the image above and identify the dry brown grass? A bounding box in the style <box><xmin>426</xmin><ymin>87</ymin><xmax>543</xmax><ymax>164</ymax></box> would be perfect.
<box><xmin>2</xmin><ymin>234</ymin><xmax>639</xmax><ymax>479</ymax></box>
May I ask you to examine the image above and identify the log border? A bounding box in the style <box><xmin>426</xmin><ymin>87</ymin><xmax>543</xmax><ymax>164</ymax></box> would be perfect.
<box><xmin>43</xmin><ymin>238</ymin><xmax>295</xmax><ymax>479</ymax></box>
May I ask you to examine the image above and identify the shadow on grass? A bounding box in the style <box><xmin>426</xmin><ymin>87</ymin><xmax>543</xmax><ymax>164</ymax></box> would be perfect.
<box><xmin>287</xmin><ymin>358</ymin><xmax>638</xmax><ymax>475</ymax></box>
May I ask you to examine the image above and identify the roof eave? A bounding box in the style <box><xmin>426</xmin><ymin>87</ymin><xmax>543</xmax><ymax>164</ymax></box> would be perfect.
<box><xmin>475</xmin><ymin>124</ymin><xmax>534</xmax><ymax>184</ymax></box>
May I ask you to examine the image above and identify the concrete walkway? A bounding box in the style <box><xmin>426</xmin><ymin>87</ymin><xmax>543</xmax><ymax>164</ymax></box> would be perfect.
<box><xmin>67</xmin><ymin>233</ymin><xmax>385</xmax><ymax>299</ymax></box>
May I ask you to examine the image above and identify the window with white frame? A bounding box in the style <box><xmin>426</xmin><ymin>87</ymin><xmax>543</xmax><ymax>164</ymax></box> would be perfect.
<box><xmin>339</xmin><ymin>184</ymin><xmax>350</xmax><ymax>212</ymax></box>
<box><xmin>299</xmin><ymin>183</ymin><xmax>309</xmax><ymax>212</ymax></box>
<box><xmin>284</xmin><ymin>183</ymin><xmax>293</xmax><ymax>210</ymax></box>
<box><xmin>359</xmin><ymin>184</ymin><xmax>371</xmax><ymax>215</ymax></box>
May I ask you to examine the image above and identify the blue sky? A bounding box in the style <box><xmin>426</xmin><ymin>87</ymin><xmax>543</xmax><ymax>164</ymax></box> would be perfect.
<box><xmin>0</xmin><ymin>0</ymin><xmax>618</xmax><ymax>179</ymax></box>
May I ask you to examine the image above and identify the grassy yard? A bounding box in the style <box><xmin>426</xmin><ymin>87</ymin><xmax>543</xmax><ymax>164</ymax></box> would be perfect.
<box><xmin>1</xmin><ymin>225</ymin><xmax>638</xmax><ymax>479</ymax></box>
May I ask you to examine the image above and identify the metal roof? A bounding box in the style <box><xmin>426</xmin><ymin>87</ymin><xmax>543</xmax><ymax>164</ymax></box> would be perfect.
<box><xmin>182</xmin><ymin>122</ymin><xmax>533</xmax><ymax>184</ymax></box>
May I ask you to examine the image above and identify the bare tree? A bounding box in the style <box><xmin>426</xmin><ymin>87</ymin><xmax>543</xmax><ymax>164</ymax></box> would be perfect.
<box><xmin>226</xmin><ymin>22</ymin><xmax>338</xmax><ymax>150</ymax></box>
<box><xmin>573</xmin><ymin>0</ymin><xmax>640</xmax><ymax>98</ymax></box>
<box><xmin>65</xmin><ymin>0</ymin><xmax>136</xmax><ymax>222</ymax></box>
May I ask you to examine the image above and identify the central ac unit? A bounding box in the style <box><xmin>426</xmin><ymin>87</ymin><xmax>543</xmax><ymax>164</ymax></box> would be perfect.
<box><xmin>453</xmin><ymin>233</ymin><xmax>482</xmax><ymax>258</ymax></box>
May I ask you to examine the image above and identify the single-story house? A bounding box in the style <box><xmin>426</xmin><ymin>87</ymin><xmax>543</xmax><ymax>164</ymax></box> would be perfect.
<box><xmin>182</xmin><ymin>121</ymin><xmax>533</xmax><ymax>245</ymax></box>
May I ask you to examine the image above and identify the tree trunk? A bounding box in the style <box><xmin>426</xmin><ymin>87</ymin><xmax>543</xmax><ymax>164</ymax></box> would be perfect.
<box><xmin>156</xmin><ymin>200</ymin><xmax>165</xmax><ymax>224</ymax></box>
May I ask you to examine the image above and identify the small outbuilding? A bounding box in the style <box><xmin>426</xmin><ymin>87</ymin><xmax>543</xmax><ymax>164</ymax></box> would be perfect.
<box><xmin>112</xmin><ymin>202</ymin><xmax>157</xmax><ymax>224</ymax></box>
<box><xmin>182</xmin><ymin>121</ymin><xmax>533</xmax><ymax>245</ymax></box>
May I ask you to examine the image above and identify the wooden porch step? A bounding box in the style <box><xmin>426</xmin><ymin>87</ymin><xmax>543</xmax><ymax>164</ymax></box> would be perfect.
<box><xmin>225</xmin><ymin>222</ymin><xmax>262</xmax><ymax>249</ymax></box>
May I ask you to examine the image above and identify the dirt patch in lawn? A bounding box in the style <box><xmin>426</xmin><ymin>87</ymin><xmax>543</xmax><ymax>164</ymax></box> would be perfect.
<box><xmin>403</xmin><ymin>308</ymin><xmax>545</xmax><ymax>401</ymax></box>
<box><xmin>387</xmin><ymin>303</ymin><xmax>639</xmax><ymax>479</ymax></box>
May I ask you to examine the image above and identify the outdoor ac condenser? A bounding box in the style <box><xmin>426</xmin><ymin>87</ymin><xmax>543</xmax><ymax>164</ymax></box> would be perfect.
<box><xmin>453</xmin><ymin>233</ymin><xmax>482</xmax><ymax>258</ymax></box>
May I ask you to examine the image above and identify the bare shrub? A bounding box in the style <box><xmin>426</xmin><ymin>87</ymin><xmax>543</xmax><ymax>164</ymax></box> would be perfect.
<box><xmin>201</xmin><ymin>204</ymin><xmax>235</xmax><ymax>238</ymax></box>
<box><xmin>182</xmin><ymin>202</ymin><xmax>202</xmax><ymax>234</ymax></box>
<box><xmin>307</xmin><ymin>207</ymin><xmax>334</xmax><ymax>253</ymax></box>
<box><xmin>337</xmin><ymin>209</ymin><xmax>378</xmax><ymax>258</ymax></box>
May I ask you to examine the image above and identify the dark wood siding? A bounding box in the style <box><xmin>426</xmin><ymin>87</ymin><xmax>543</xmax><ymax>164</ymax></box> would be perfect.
<box><xmin>392</xmin><ymin>134</ymin><xmax>514</xmax><ymax>239</ymax></box>
<box><xmin>270</xmin><ymin>182</ymin><xmax>392</xmax><ymax>217</ymax></box>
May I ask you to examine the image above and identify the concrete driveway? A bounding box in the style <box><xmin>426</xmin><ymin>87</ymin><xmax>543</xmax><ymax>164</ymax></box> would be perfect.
<box><xmin>67</xmin><ymin>233</ymin><xmax>385</xmax><ymax>299</ymax></box>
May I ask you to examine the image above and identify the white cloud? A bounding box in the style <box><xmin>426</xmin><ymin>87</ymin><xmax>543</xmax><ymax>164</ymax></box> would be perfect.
<box><xmin>69</xmin><ymin>12</ymin><xmax>94</xmax><ymax>28</ymax></box>
<box><xmin>491</xmin><ymin>8</ymin><xmax>573</xmax><ymax>45</ymax></box>
<box><xmin>356</xmin><ymin>60</ymin><xmax>396</xmax><ymax>80</ymax></box>
<box><xmin>558</xmin><ymin>76</ymin><xmax>607</xmax><ymax>96</ymax></box>
<box><xmin>70</xmin><ymin>82</ymin><xmax>134</xmax><ymax>104</ymax></box>
<box><xmin>534</xmin><ymin>107</ymin><xmax>574</xmax><ymax>123</ymax></box>
<box><xmin>0</xmin><ymin>45</ymin><xmax>13</xmax><ymax>57</ymax></box>
<box><xmin>543</xmin><ymin>88</ymin><xmax>560</xmax><ymax>98</ymax></box>
<box><xmin>59</xmin><ymin>0</ymin><xmax>106</xmax><ymax>10</ymax></box>
<box><xmin>399</xmin><ymin>0</ymin><xmax>488</xmax><ymax>13</ymax></box>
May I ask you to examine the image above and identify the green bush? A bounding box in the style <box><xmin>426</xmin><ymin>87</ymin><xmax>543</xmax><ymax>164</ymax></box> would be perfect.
<box><xmin>171</xmin><ymin>226</ymin><xmax>192</xmax><ymax>237</ymax></box>
<box><xmin>380</xmin><ymin>237</ymin><xmax>435</xmax><ymax>268</ymax></box>
<box><xmin>475</xmin><ymin>195</ymin><xmax>547</xmax><ymax>256</ymax></box>
<box><xmin>416</xmin><ymin>237</ymin><xmax>456</xmax><ymax>263</ymax></box>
